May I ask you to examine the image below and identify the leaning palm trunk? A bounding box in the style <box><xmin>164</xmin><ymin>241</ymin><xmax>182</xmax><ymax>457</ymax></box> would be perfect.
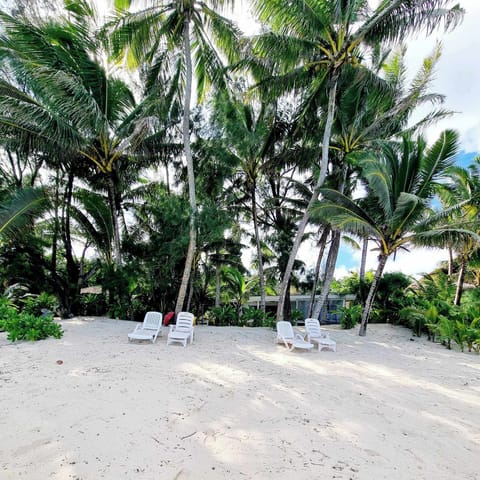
<box><xmin>359</xmin><ymin>237</ymin><xmax>369</xmax><ymax>305</ymax></box>
<box><xmin>359</xmin><ymin>238</ymin><xmax>368</xmax><ymax>281</ymax></box>
<box><xmin>175</xmin><ymin>17</ymin><xmax>197</xmax><ymax>314</ymax></box>
<box><xmin>312</xmin><ymin>230</ymin><xmax>341</xmax><ymax>320</ymax></box>
<box><xmin>454</xmin><ymin>257</ymin><xmax>467</xmax><ymax>306</ymax></box>
<box><xmin>359</xmin><ymin>254</ymin><xmax>388</xmax><ymax>336</ymax></box>
<box><xmin>276</xmin><ymin>76</ymin><xmax>338</xmax><ymax>321</ymax></box>
<box><xmin>308</xmin><ymin>227</ymin><xmax>330</xmax><ymax>317</ymax></box>
<box><xmin>252</xmin><ymin>189</ymin><xmax>266</xmax><ymax>312</ymax></box>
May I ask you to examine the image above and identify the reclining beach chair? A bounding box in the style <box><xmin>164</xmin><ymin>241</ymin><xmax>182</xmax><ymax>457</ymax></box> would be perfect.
<box><xmin>167</xmin><ymin>312</ymin><xmax>195</xmax><ymax>347</ymax></box>
<box><xmin>128</xmin><ymin>311</ymin><xmax>163</xmax><ymax>343</ymax></box>
<box><xmin>305</xmin><ymin>318</ymin><xmax>336</xmax><ymax>352</ymax></box>
<box><xmin>276</xmin><ymin>321</ymin><xmax>314</xmax><ymax>352</ymax></box>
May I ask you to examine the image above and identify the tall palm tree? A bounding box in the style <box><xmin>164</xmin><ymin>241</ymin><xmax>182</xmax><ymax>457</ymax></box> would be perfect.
<box><xmin>111</xmin><ymin>0</ymin><xmax>240</xmax><ymax>313</ymax></box>
<box><xmin>312</xmin><ymin>43</ymin><xmax>453</xmax><ymax>315</ymax></box>
<box><xmin>210</xmin><ymin>92</ymin><xmax>283</xmax><ymax>312</ymax></box>
<box><xmin>250</xmin><ymin>0</ymin><xmax>464</xmax><ymax>321</ymax></box>
<box><xmin>312</xmin><ymin>131</ymin><xmax>477</xmax><ymax>336</ymax></box>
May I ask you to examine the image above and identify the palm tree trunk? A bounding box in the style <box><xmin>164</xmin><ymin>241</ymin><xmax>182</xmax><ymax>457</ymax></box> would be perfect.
<box><xmin>359</xmin><ymin>238</ymin><xmax>368</xmax><ymax>281</ymax></box>
<box><xmin>107</xmin><ymin>176</ymin><xmax>122</xmax><ymax>269</ymax></box>
<box><xmin>252</xmin><ymin>188</ymin><xmax>266</xmax><ymax>312</ymax></box>
<box><xmin>276</xmin><ymin>75</ymin><xmax>338</xmax><ymax>321</ymax></box>
<box><xmin>312</xmin><ymin>230</ymin><xmax>341</xmax><ymax>320</ymax></box>
<box><xmin>215</xmin><ymin>260</ymin><xmax>221</xmax><ymax>308</ymax></box>
<box><xmin>359</xmin><ymin>254</ymin><xmax>388</xmax><ymax>336</ymax></box>
<box><xmin>448</xmin><ymin>246</ymin><xmax>454</xmax><ymax>278</ymax></box>
<box><xmin>359</xmin><ymin>237</ymin><xmax>369</xmax><ymax>305</ymax></box>
<box><xmin>308</xmin><ymin>227</ymin><xmax>330</xmax><ymax>317</ymax></box>
<box><xmin>454</xmin><ymin>257</ymin><xmax>467</xmax><ymax>306</ymax></box>
<box><xmin>175</xmin><ymin>15</ymin><xmax>197</xmax><ymax>314</ymax></box>
<box><xmin>60</xmin><ymin>171</ymin><xmax>79</xmax><ymax>317</ymax></box>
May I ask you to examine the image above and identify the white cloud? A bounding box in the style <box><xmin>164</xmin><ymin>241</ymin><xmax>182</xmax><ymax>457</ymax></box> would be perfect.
<box><xmin>405</xmin><ymin>0</ymin><xmax>480</xmax><ymax>152</ymax></box>
<box><xmin>348</xmin><ymin>241</ymin><xmax>449</xmax><ymax>279</ymax></box>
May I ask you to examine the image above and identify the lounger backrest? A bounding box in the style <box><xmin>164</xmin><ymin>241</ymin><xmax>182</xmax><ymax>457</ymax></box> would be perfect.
<box><xmin>305</xmin><ymin>318</ymin><xmax>321</xmax><ymax>338</ymax></box>
<box><xmin>143</xmin><ymin>311</ymin><xmax>163</xmax><ymax>331</ymax></box>
<box><xmin>277</xmin><ymin>321</ymin><xmax>294</xmax><ymax>339</ymax></box>
<box><xmin>175</xmin><ymin>312</ymin><xmax>194</xmax><ymax>332</ymax></box>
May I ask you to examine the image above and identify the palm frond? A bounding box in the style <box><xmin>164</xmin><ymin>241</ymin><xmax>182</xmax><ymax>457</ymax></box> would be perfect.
<box><xmin>0</xmin><ymin>187</ymin><xmax>49</xmax><ymax>241</ymax></box>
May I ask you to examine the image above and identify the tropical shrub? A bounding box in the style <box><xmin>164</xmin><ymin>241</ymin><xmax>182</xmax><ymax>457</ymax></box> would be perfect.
<box><xmin>240</xmin><ymin>306</ymin><xmax>275</xmax><ymax>327</ymax></box>
<box><xmin>374</xmin><ymin>272</ymin><xmax>413</xmax><ymax>324</ymax></box>
<box><xmin>1</xmin><ymin>312</ymin><xmax>63</xmax><ymax>342</ymax></box>
<box><xmin>337</xmin><ymin>304</ymin><xmax>362</xmax><ymax>329</ymax></box>
<box><xmin>435</xmin><ymin>317</ymin><xmax>457</xmax><ymax>350</ymax></box>
<box><xmin>207</xmin><ymin>305</ymin><xmax>237</xmax><ymax>326</ymax></box>
<box><xmin>0</xmin><ymin>297</ymin><xmax>18</xmax><ymax>331</ymax></box>
<box><xmin>290</xmin><ymin>309</ymin><xmax>304</xmax><ymax>326</ymax></box>
<box><xmin>22</xmin><ymin>292</ymin><xmax>58</xmax><ymax>316</ymax></box>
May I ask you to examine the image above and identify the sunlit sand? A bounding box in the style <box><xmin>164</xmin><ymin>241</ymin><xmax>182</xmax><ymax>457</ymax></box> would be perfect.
<box><xmin>1</xmin><ymin>318</ymin><xmax>479</xmax><ymax>479</ymax></box>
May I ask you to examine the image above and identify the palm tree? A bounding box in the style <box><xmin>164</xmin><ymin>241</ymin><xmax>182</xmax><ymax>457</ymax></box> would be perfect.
<box><xmin>210</xmin><ymin>92</ymin><xmax>283</xmax><ymax>312</ymax></box>
<box><xmin>438</xmin><ymin>159</ymin><xmax>480</xmax><ymax>305</ymax></box>
<box><xmin>0</xmin><ymin>5</ymin><xmax>146</xmax><ymax>269</ymax></box>
<box><xmin>111</xmin><ymin>0</ymin><xmax>240</xmax><ymax>313</ymax></box>
<box><xmin>250</xmin><ymin>0</ymin><xmax>464</xmax><ymax>321</ymax></box>
<box><xmin>313</xmin><ymin>43</ymin><xmax>453</xmax><ymax>314</ymax></box>
<box><xmin>312</xmin><ymin>131</ymin><xmax>477</xmax><ymax>336</ymax></box>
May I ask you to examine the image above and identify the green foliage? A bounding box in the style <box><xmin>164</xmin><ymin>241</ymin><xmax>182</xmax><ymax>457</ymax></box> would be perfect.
<box><xmin>0</xmin><ymin>188</ymin><xmax>49</xmax><ymax>243</ymax></box>
<box><xmin>337</xmin><ymin>304</ymin><xmax>362</xmax><ymax>329</ymax></box>
<box><xmin>454</xmin><ymin>320</ymin><xmax>480</xmax><ymax>353</ymax></box>
<box><xmin>0</xmin><ymin>296</ymin><xmax>17</xmax><ymax>331</ymax></box>
<box><xmin>1</xmin><ymin>312</ymin><xmax>63</xmax><ymax>342</ymax></box>
<box><xmin>220</xmin><ymin>267</ymin><xmax>255</xmax><ymax>314</ymax></box>
<box><xmin>374</xmin><ymin>272</ymin><xmax>413</xmax><ymax>324</ymax></box>
<box><xmin>22</xmin><ymin>292</ymin><xmax>58</xmax><ymax>316</ymax></box>
<box><xmin>240</xmin><ymin>306</ymin><xmax>275</xmax><ymax>327</ymax></box>
<box><xmin>435</xmin><ymin>316</ymin><xmax>457</xmax><ymax>350</ymax></box>
<box><xmin>330</xmin><ymin>272</ymin><xmax>373</xmax><ymax>296</ymax></box>
<box><xmin>78</xmin><ymin>293</ymin><xmax>107</xmax><ymax>316</ymax></box>
<box><xmin>289</xmin><ymin>309</ymin><xmax>303</xmax><ymax>326</ymax></box>
<box><xmin>207</xmin><ymin>305</ymin><xmax>237</xmax><ymax>326</ymax></box>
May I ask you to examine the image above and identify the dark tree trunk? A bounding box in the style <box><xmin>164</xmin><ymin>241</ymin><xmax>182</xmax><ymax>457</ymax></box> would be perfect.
<box><xmin>60</xmin><ymin>171</ymin><xmax>80</xmax><ymax>317</ymax></box>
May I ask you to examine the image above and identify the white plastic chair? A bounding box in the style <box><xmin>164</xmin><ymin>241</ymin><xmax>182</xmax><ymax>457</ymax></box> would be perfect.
<box><xmin>128</xmin><ymin>311</ymin><xmax>163</xmax><ymax>343</ymax></box>
<box><xmin>276</xmin><ymin>321</ymin><xmax>314</xmax><ymax>351</ymax></box>
<box><xmin>305</xmin><ymin>318</ymin><xmax>336</xmax><ymax>352</ymax></box>
<box><xmin>167</xmin><ymin>312</ymin><xmax>195</xmax><ymax>347</ymax></box>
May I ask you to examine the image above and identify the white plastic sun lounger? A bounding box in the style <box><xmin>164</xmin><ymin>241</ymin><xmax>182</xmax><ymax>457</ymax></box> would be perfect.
<box><xmin>305</xmin><ymin>318</ymin><xmax>336</xmax><ymax>352</ymax></box>
<box><xmin>167</xmin><ymin>312</ymin><xmax>194</xmax><ymax>347</ymax></box>
<box><xmin>128</xmin><ymin>311</ymin><xmax>163</xmax><ymax>343</ymax></box>
<box><xmin>276</xmin><ymin>321</ymin><xmax>314</xmax><ymax>352</ymax></box>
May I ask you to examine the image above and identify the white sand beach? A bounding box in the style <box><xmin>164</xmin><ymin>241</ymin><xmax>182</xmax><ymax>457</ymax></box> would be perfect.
<box><xmin>1</xmin><ymin>318</ymin><xmax>479</xmax><ymax>479</ymax></box>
